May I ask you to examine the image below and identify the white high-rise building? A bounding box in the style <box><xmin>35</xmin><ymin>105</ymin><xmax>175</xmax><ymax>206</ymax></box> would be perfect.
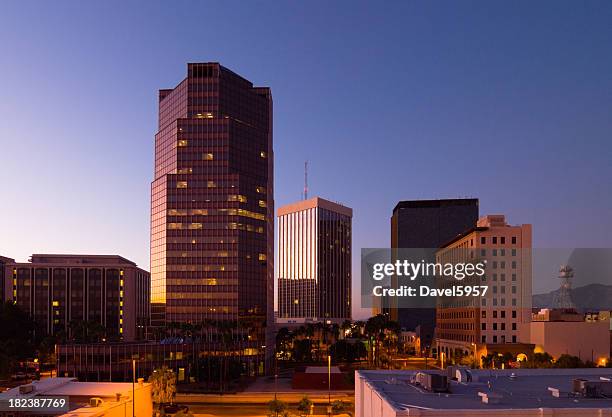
<box><xmin>277</xmin><ymin>197</ymin><xmax>352</xmax><ymax>324</ymax></box>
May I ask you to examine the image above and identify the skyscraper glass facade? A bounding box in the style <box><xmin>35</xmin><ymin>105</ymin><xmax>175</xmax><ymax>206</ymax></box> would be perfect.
<box><xmin>150</xmin><ymin>63</ymin><xmax>273</xmax><ymax>353</ymax></box>
<box><xmin>277</xmin><ymin>197</ymin><xmax>352</xmax><ymax>323</ymax></box>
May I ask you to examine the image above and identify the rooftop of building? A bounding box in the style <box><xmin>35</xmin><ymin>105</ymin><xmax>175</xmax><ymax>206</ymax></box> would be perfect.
<box><xmin>0</xmin><ymin>377</ymin><xmax>145</xmax><ymax>399</ymax></box>
<box><xmin>277</xmin><ymin>196</ymin><xmax>353</xmax><ymax>217</ymax></box>
<box><xmin>162</xmin><ymin>62</ymin><xmax>269</xmax><ymax>98</ymax></box>
<box><xmin>0</xmin><ymin>378</ymin><xmax>151</xmax><ymax>417</ymax></box>
<box><xmin>392</xmin><ymin>198</ymin><xmax>478</xmax><ymax>214</ymax></box>
<box><xmin>439</xmin><ymin>214</ymin><xmax>530</xmax><ymax>248</ymax></box>
<box><xmin>305</xmin><ymin>366</ymin><xmax>342</xmax><ymax>374</ymax></box>
<box><xmin>3</xmin><ymin>254</ymin><xmax>142</xmax><ymax>268</ymax></box>
<box><xmin>532</xmin><ymin>308</ymin><xmax>588</xmax><ymax>322</ymax></box>
<box><xmin>357</xmin><ymin>368</ymin><xmax>612</xmax><ymax>411</ymax></box>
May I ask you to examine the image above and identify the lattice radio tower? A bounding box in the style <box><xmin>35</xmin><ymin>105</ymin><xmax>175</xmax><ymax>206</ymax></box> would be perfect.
<box><xmin>553</xmin><ymin>264</ymin><xmax>576</xmax><ymax>309</ymax></box>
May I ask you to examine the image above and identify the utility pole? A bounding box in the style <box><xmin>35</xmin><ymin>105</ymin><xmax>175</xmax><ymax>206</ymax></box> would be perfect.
<box><xmin>303</xmin><ymin>161</ymin><xmax>308</xmax><ymax>200</ymax></box>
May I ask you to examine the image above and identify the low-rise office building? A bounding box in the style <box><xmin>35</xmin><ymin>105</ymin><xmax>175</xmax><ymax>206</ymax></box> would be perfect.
<box><xmin>522</xmin><ymin>308</ymin><xmax>610</xmax><ymax>364</ymax></box>
<box><xmin>56</xmin><ymin>339</ymin><xmax>264</xmax><ymax>382</ymax></box>
<box><xmin>1</xmin><ymin>254</ymin><xmax>150</xmax><ymax>341</ymax></box>
<box><xmin>356</xmin><ymin>368</ymin><xmax>612</xmax><ymax>417</ymax></box>
<box><xmin>0</xmin><ymin>377</ymin><xmax>152</xmax><ymax>417</ymax></box>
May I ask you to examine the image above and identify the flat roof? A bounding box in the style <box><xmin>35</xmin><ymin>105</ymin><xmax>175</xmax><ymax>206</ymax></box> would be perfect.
<box><xmin>438</xmin><ymin>226</ymin><xmax>488</xmax><ymax>249</ymax></box>
<box><xmin>277</xmin><ymin>196</ymin><xmax>352</xmax><ymax>217</ymax></box>
<box><xmin>2</xmin><ymin>254</ymin><xmax>145</xmax><ymax>268</ymax></box>
<box><xmin>0</xmin><ymin>378</ymin><xmax>146</xmax><ymax>399</ymax></box>
<box><xmin>305</xmin><ymin>366</ymin><xmax>342</xmax><ymax>374</ymax></box>
<box><xmin>393</xmin><ymin>198</ymin><xmax>478</xmax><ymax>214</ymax></box>
<box><xmin>358</xmin><ymin>369</ymin><xmax>612</xmax><ymax>411</ymax></box>
<box><xmin>30</xmin><ymin>254</ymin><xmax>137</xmax><ymax>266</ymax></box>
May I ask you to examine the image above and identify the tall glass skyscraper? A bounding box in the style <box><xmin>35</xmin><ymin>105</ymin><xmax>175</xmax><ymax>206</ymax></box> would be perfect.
<box><xmin>150</xmin><ymin>64</ymin><xmax>273</xmax><ymax>371</ymax></box>
<box><xmin>277</xmin><ymin>197</ymin><xmax>352</xmax><ymax>324</ymax></box>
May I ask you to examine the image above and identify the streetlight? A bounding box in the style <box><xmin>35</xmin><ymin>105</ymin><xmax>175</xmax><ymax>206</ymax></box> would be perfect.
<box><xmin>132</xmin><ymin>359</ymin><xmax>136</xmax><ymax>417</ymax></box>
<box><xmin>274</xmin><ymin>356</ymin><xmax>278</xmax><ymax>402</ymax></box>
<box><xmin>327</xmin><ymin>355</ymin><xmax>332</xmax><ymax>416</ymax></box>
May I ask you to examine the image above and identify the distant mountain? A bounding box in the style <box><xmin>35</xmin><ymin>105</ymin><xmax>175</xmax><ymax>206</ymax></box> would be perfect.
<box><xmin>532</xmin><ymin>283</ymin><xmax>612</xmax><ymax>311</ymax></box>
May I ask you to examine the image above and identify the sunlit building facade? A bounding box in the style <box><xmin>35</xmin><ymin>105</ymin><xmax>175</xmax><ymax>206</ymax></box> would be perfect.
<box><xmin>277</xmin><ymin>197</ymin><xmax>352</xmax><ymax>324</ymax></box>
<box><xmin>1</xmin><ymin>254</ymin><xmax>150</xmax><ymax>341</ymax></box>
<box><xmin>150</xmin><ymin>63</ymin><xmax>273</xmax><ymax>373</ymax></box>
<box><xmin>435</xmin><ymin>215</ymin><xmax>533</xmax><ymax>361</ymax></box>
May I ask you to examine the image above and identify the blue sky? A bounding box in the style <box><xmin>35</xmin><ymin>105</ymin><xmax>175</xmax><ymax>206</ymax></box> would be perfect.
<box><xmin>1</xmin><ymin>1</ymin><xmax>611</xmax><ymax>318</ymax></box>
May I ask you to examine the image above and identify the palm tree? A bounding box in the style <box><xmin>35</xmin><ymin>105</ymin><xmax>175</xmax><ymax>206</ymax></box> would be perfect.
<box><xmin>217</xmin><ymin>320</ymin><xmax>237</xmax><ymax>392</ymax></box>
<box><xmin>365</xmin><ymin>315</ymin><xmax>400</xmax><ymax>368</ymax></box>
<box><xmin>149</xmin><ymin>366</ymin><xmax>177</xmax><ymax>409</ymax></box>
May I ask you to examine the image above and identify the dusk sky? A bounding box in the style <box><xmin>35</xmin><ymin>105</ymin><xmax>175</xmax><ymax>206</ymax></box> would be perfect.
<box><xmin>1</xmin><ymin>1</ymin><xmax>611</xmax><ymax>318</ymax></box>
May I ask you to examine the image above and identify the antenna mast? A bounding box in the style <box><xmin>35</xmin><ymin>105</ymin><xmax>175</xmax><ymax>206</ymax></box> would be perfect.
<box><xmin>303</xmin><ymin>161</ymin><xmax>308</xmax><ymax>200</ymax></box>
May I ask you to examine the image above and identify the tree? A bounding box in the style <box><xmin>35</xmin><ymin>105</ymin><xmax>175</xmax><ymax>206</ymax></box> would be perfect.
<box><xmin>520</xmin><ymin>352</ymin><xmax>554</xmax><ymax>369</ymax></box>
<box><xmin>268</xmin><ymin>399</ymin><xmax>288</xmax><ymax>416</ymax></box>
<box><xmin>365</xmin><ymin>314</ymin><xmax>401</xmax><ymax>368</ymax></box>
<box><xmin>555</xmin><ymin>354</ymin><xmax>584</xmax><ymax>368</ymax></box>
<box><xmin>149</xmin><ymin>366</ymin><xmax>177</xmax><ymax>406</ymax></box>
<box><xmin>0</xmin><ymin>302</ymin><xmax>36</xmax><ymax>378</ymax></box>
<box><xmin>276</xmin><ymin>327</ymin><xmax>293</xmax><ymax>361</ymax></box>
<box><xmin>293</xmin><ymin>339</ymin><xmax>313</xmax><ymax>363</ymax></box>
<box><xmin>332</xmin><ymin>400</ymin><xmax>351</xmax><ymax>415</ymax></box>
<box><xmin>68</xmin><ymin>320</ymin><xmax>106</xmax><ymax>343</ymax></box>
<box><xmin>297</xmin><ymin>396</ymin><xmax>313</xmax><ymax>416</ymax></box>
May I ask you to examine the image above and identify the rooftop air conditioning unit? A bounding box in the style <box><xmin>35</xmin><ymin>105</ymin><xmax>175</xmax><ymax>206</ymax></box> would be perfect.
<box><xmin>415</xmin><ymin>372</ymin><xmax>449</xmax><ymax>392</ymax></box>
<box><xmin>573</xmin><ymin>379</ymin><xmax>612</xmax><ymax>398</ymax></box>
<box><xmin>89</xmin><ymin>397</ymin><xmax>104</xmax><ymax>407</ymax></box>
<box><xmin>19</xmin><ymin>385</ymin><xmax>34</xmax><ymax>394</ymax></box>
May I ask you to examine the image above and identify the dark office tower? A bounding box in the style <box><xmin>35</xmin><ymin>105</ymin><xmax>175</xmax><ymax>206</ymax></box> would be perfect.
<box><xmin>0</xmin><ymin>256</ymin><xmax>11</xmax><ymax>304</ymax></box>
<box><xmin>150</xmin><ymin>63</ymin><xmax>273</xmax><ymax>373</ymax></box>
<box><xmin>387</xmin><ymin>199</ymin><xmax>478</xmax><ymax>346</ymax></box>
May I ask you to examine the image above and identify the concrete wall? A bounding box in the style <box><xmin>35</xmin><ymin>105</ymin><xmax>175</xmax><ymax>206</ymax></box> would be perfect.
<box><xmin>528</xmin><ymin>320</ymin><xmax>610</xmax><ymax>363</ymax></box>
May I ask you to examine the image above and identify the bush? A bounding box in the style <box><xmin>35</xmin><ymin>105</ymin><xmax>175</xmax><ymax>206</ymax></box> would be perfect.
<box><xmin>268</xmin><ymin>399</ymin><xmax>288</xmax><ymax>416</ymax></box>
<box><xmin>297</xmin><ymin>396</ymin><xmax>313</xmax><ymax>415</ymax></box>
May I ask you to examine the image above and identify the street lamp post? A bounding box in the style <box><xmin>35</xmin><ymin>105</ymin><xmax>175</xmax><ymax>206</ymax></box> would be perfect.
<box><xmin>327</xmin><ymin>355</ymin><xmax>332</xmax><ymax>416</ymax></box>
<box><xmin>132</xmin><ymin>359</ymin><xmax>136</xmax><ymax>417</ymax></box>
<box><xmin>274</xmin><ymin>356</ymin><xmax>278</xmax><ymax>402</ymax></box>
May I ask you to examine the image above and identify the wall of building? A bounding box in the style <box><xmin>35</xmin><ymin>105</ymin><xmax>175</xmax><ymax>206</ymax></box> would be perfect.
<box><xmin>435</xmin><ymin>215</ymin><xmax>532</xmax><ymax>357</ymax></box>
<box><xmin>355</xmin><ymin>372</ymin><xmax>399</xmax><ymax>417</ymax></box>
<box><xmin>150</xmin><ymin>65</ymin><xmax>273</xmax><ymax>374</ymax></box>
<box><xmin>527</xmin><ymin>320</ymin><xmax>610</xmax><ymax>363</ymax></box>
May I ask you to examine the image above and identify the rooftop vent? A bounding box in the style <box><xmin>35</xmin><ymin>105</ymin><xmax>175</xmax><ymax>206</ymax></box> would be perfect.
<box><xmin>89</xmin><ymin>397</ymin><xmax>104</xmax><ymax>407</ymax></box>
<box><xmin>573</xmin><ymin>378</ymin><xmax>612</xmax><ymax>398</ymax></box>
<box><xmin>478</xmin><ymin>391</ymin><xmax>502</xmax><ymax>404</ymax></box>
<box><xmin>19</xmin><ymin>385</ymin><xmax>34</xmax><ymax>394</ymax></box>
<box><xmin>414</xmin><ymin>372</ymin><xmax>449</xmax><ymax>393</ymax></box>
